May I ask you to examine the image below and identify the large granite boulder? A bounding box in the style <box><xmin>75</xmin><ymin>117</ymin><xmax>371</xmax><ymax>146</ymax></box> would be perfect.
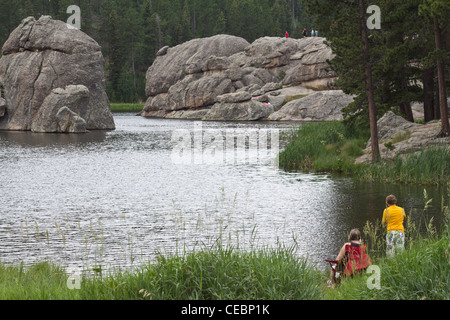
<box><xmin>355</xmin><ymin>111</ymin><xmax>448</xmax><ymax>163</ymax></box>
<box><xmin>203</xmin><ymin>100</ymin><xmax>274</xmax><ymax>121</ymax></box>
<box><xmin>142</xmin><ymin>35</ymin><xmax>338</xmax><ymax>121</ymax></box>
<box><xmin>31</xmin><ymin>85</ymin><xmax>89</xmax><ymax>133</ymax></box>
<box><xmin>0</xmin><ymin>16</ymin><xmax>115</xmax><ymax>132</ymax></box>
<box><xmin>267</xmin><ymin>90</ymin><xmax>354</xmax><ymax>121</ymax></box>
<box><xmin>202</xmin><ymin>92</ymin><xmax>274</xmax><ymax>121</ymax></box>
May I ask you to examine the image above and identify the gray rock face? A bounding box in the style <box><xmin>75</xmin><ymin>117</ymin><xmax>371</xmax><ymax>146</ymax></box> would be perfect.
<box><xmin>142</xmin><ymin>35</ymin><xmax>339</xmax><ymax>121</ymax></box>
<box><xmin>31</xmin><ymin>85</ymin><xmax>89</xmax><ymax>133</ymax></box>
<box><xmin>0</xmin><ymin>16</ymin><xmax>115</xmax><ymax>132</ymax></box>
<box><xmin>145</xmin><ymin>34</ymin><xmax>250</xmax><ymax>98</ymax></box>
<box><xmin>373</xmin><ymin>111</ymin><xmax>420</xmax><ymax>146</ymax></box>
<box><xmin>268</xmin><ymin>90</ymin><xmax>354</xmax><ymax>121</ymax></box>
<box><xmin>203</xmin><ymin>100</ymin><xmax>274</xmax><ymax>121</ymax></box>
<box><xmin>356</xmin><ymin>111</ymin><xmax>448</xmax><ymax>164</ymax></box>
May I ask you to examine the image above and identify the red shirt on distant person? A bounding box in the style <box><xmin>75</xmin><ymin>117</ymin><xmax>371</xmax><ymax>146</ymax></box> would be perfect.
<box><xmin>285</xmin><ymin>31</ymin><xmax>289</xmax><ymax>38</ymax></box>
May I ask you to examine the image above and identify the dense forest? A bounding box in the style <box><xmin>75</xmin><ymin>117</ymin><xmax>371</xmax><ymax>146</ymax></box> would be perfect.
<box><xmin>0</xmin><ymin>0</ymin><xmax>315</xmax><ymax>103</ymax></box>
<box><xmin>0</xmin><ymin>0</ymin><xmax>449</xmax><ymax>141</ymax></box>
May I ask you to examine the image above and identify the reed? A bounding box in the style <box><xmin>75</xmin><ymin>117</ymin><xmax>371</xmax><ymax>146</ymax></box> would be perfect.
<box><xmin>1</xmin><ymin>190</ymin><xmax>448</xmax><ymax>301</ymax></box>
<box><xmin>0</xmin><ymin>261</ymin><xmax>80</xmax><ymax>300</ymax></box>
<box><xmin>1</xmin><ymin>225</ymin><xmax>448</xmax><ymax>300</ymax></box>
<box><xmin>280</xmin><ymin>121</ymin><xmax>449</xmax><ymax>186</ymax></box>
<box><xmin>76</xmin><ymin>244</ymin><xmax>324</xmax><ymax>300</ymax></box>
<box><xmin>279</xmin><ymin>121</ymin><xmax>365</xmax><ymax>174</ymax></box>
<box><xmin>357</xmin><ymin>146</ymin><xmax>450</xmax><ymax>186</ymax></box>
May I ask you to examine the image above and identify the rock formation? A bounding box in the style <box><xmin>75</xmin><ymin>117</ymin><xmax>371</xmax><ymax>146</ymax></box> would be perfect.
<box><xmin>142</xmin><ymin>35</ymin><xmax>343</xmax><ymax>121</ymax></box>
<box><xmin>355</xmin><ymin>111</ymin><xmax>449</xmax><ymax>163</ymax></box>
<box><xmin>0</xmin><ymin>16</ymin><xmax>115</xmax><ymax>133</ymax></box>
<box><xmin>268</xmin><ymin>90</ymin><xmax>354</xmax><ymax>121</ymax></box>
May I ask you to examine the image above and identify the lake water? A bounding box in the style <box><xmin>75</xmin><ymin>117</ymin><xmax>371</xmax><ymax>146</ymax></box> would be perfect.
<box><xmin>0</xmin><ymin>114</ymin><xmax>447</xmax><ymax>272</ymax></box>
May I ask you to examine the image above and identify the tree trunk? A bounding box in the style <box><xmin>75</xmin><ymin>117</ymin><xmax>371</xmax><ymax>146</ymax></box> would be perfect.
<box><xmin>292</xmin><ymin>0</ymin><xmax>296</xmax><ymax>26</ymax></box>
<box><xmin>359</xmin><ymin>0</ymin><xmax>380</xmax><ymax>162</ymax></box>
<box><xmin>156</xmin><ymin>14</ymin><xmax>163</xmax><ymax>49</ymax></box>
<box><xmin>434</xmin><ymin>18</ymin><xmax>450</xmax><ymax>137</ymax></box>
<box><xmin>400</xmin><ymin>80</ymin><xmax>414</xmax><ymax>122</ymax></box>
<box><xmin>131</xmin><ymin>52</ymin><xmax>137</xmax><ymax>92</ymax></box>
<box><xmin>423</xmin><ymin>66</ymin><xmax>435</xmax><ymax>122</ymax></box>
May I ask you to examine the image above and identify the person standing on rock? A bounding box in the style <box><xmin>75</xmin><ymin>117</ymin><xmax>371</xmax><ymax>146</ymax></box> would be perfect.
<box><xmin>311</xmin><ymin>29</ymin><xmax>315</xmax><ymax>37</ymax></box>
<box><xmin>382</xmin><ymin>195</ymin><xmax>407</xmax><ymax>257</ymax></box>
<box><xmin>285</xmin><ymin>31</ymin><xmax>289</xmax><ymax>38</ymax></box>
<box><xmin>303</xmin><ymin>28</ymin><xmax>307</xmax><ymax>38</ymax></box>
<box><xmin>315</xmin><ymin>30</ymin><xmax>319</xmax><ymax>37</ymax></box>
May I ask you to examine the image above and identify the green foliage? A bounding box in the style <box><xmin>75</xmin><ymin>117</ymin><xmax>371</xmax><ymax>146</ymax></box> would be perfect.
<box><xmin>280</xmin><ymin>121</ymin><xmax>449</xmax><ymax>186</ymax></box>
<box><xmin>279</xmin><ymin>121</ymin><xmax>366</xmax><ymax>173</ymax></box>
<box><xmin>357</xmin><ymin>145</ymin><xmax>450</xmax><ymax>186</ymax></box>
<box><xmin>110</xmin><ymin>103</ymin><xmax>144</xmax><ymax>113</ymax></box>
<box><xmin>303</xmin><ymin>0</ymin><xmax>449</xmax><ymax>130</ymax></box>
<box><xmin>0</xmin><ymin>261</ymin><xmax>80</xmax><ymax>300</ymax></box>
<box><xmin>0</xmin><ymin>0</ymin><xmax>317</xmax><ymax>103</ymax></box>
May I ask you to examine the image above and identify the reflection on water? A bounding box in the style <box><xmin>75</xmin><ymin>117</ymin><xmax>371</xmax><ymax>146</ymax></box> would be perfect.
<box><xmin>0</xmin><ymin>114</ymin><xmax>447</xmax><ymax>272</ymax></box>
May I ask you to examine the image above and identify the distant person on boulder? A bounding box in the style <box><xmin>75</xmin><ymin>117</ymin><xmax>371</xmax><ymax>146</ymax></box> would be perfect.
<box><xmin>315</xmin><ymin>30</ymin><xmax>319</xmax><ymax>37</ymax></box>
<box><xmin>303</xmin><ymin>28</ymin><xmax>307</xmax><ymax>38</ymax></box>
<box><xmin>285</xmin><ymin>31</ymin><xmax>289</xmax><ymax>38</ymax></box>
<box><xmin>311</xmin><ymin>29</ymin><xmax>315</xmax><ymax>37</ymax></box>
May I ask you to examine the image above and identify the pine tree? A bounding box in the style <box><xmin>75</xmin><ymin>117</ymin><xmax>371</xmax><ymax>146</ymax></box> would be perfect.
<box><xmin>358</xmin><ymin>0</ymin><xmax>380</xmax><ymax>162</ymax></box>
<box><xmin>214</xmin><ymin>11</ymin><xmax>227</xmax><ymax>35</ymax></box>
<box><xmin>106</xmin><ymin>9</ymin><xmax>123</xmax><ymax>101</ymax></box>
<box><xmin>420</xmin><ymin>0</ymin><xmax>450</xmax><ymax>137</ymax></box>
<box><xmin>180</xmin><ymin>0</ymin><xmax>192</xmax><ymax>42</ymax></box>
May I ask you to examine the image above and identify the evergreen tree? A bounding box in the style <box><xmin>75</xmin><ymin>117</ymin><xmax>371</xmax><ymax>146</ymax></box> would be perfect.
<box><xmin>106</xmin><ymin>9</ymin><xmax>123</xmax><ymax>101</ymax></box>
<box><xmin>0</xmin><ymin>0</ymin><xmax>324</xmax><ymax>103</ymax></box>
<box><xmin>214</xmin><ymin>11</ymin><xmax>227</xmax><ymax>35</ymax></box>
<box><xmin>420</xmin><ymin>0</ymin><xmax>450</xmax><ymax>137</ymax></box>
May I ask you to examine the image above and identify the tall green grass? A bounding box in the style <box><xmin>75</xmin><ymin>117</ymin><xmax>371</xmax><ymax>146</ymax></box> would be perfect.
<box><xmin>1</xmin><ymin>221</ymin><xmax>448</xmax><ymax>300</ymax></box>
<box><xmin>0</xmin><ymin>262</ymin><xmax>80</xmax><ymax>300</ymax></box>
<box><xmin>1</xmin><ymin>179</ymin><xmax>448</xmax><ymax>301</ymax></box>
<box><xmin>80</xmin><ymin>245</ymin><xmax>323</xmax><ymax>300</ymax></box>
<box><xmin>279</xmin><ymin>121</ymin><xmax>366</xmax><ymax>174</ymax></box>
<box><xmin>0</xmin><ymin>245</ymin><xmax>324</xmax><ymax>300</ymax></box>
<box><xmin>357</xmin><ymin>146</ymin><xmax>450</xmax><ymax>186</ymax></box>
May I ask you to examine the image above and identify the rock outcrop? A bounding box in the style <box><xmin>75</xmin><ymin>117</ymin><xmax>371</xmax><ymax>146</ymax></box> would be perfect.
<box><xmin>355</xmin><ymin>111</ymin><xmax>449</xmax><ymax>163</ymax></box>
<box><xmin>31</xmin><ymin>85</ymin><xmax>89</xmax><ymax>133</ymax></box>
<box><xmin>203</xmin><ymin>92</ymin><xmax>274</xmax><ymax>121</ymax></box>
<box><xmin>141</xmin><ymin>35</ymin><xmax>340</xmax><ymax>121</ymax></box>
<box><xmin>268</xmin><ymin>90</ymin><xmax>354</xmax><ymax>121</ymax></box>
<box><xmin>0</xmin><ymin>16</ymin><xmax>115</xmax><ymax>133</ymax></box>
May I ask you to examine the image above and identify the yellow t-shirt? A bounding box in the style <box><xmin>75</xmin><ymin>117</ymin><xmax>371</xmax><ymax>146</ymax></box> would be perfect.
<box><xmin>382</xmin><ymin>205</ymin><xmax>406</xmax><ymax>233</ymax></box>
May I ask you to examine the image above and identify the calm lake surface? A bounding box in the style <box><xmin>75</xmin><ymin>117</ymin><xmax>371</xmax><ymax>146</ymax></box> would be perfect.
<box><xmin>0</xmin><ymin>113</ymin><xmax>447</xmax><ymax>271</ymax></box>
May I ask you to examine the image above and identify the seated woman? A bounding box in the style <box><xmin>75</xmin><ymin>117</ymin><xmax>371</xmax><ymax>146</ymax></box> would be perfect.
<box><xmin>327</xmin><ymin>228</ymin><xmax>372</xmax><ymax>287</ymax></box>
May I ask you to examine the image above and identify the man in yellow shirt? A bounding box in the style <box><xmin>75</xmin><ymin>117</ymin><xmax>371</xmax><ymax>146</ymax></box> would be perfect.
<box><xmin>382</xmin><ymin>195</ymin><xmax>406</xmax><ymax>256</ymax></box>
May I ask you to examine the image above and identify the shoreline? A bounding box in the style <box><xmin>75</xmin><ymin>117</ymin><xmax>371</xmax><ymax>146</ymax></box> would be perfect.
<box><xmin>1</xmin><ymin>216</ymin><xmax>448</xmax><ymax>300</ymax></box>
<box><xmin>279</xmin><ymin>121</ymin><xmax>450</xmax><ymax>187</ymax></box>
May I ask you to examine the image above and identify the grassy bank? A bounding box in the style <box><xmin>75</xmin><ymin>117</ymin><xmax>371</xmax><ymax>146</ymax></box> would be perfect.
<box><xmin>0</xmin><ymin>246</ymin><xmax>324</xmax><ymax>300</ymax></box>
<box><xmin>110</xmin><ymin>103</ymin><xmax>144</xmax><ymax>113</ymax></box>
<box><xmin>2</xmin><ymin>189</ymin><xmax>449</xmax><ymax>300</ymax></box>
<box><xmin>279</xmin><ymin>121</ymin><xmax>450</xmax><ymax>186</ymax></box>
<box><xmin>279</xmin><ymin>121</ymin><xmax>367</xmax><ymax>174</ymax></box>
<box><xmin>1</xmin><ymin>222</ymin><xmax>448</xmax><ymax>300</ymax></box>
